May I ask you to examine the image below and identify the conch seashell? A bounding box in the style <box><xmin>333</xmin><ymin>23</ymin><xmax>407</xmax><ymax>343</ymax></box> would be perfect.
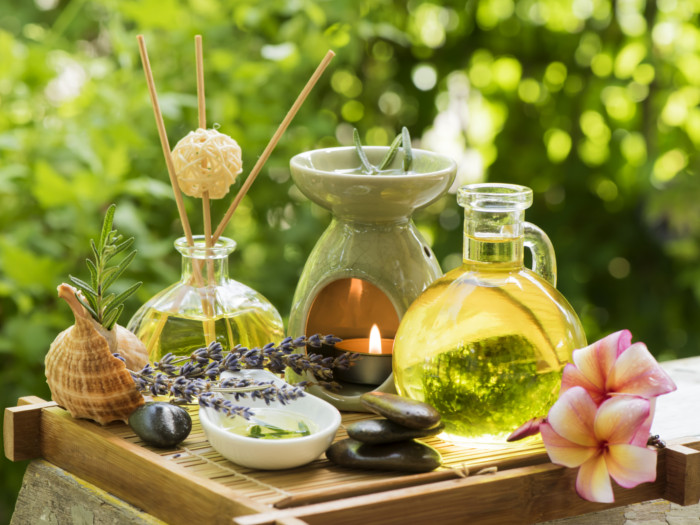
<box><xmin>45</xmin><ymin>283</ymin><xmax>145</xmax><ymax>425</ymax></box>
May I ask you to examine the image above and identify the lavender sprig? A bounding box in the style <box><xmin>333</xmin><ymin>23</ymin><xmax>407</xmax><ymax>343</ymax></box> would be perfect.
<box><xmin>198</xmin><ymin>392</ymin><xmax>254</xmax><ymax>420</ymax></box>
<box><xmin>127</xmin><ymin>335</ymin><xmax>358</xmax><ymax>420</ymax></box>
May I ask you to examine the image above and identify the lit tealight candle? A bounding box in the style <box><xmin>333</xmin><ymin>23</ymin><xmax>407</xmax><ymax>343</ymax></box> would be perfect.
<box><xmin>335</xmin><ymin>324</ymin><xmax>394</xmax><ymax>355</ymax></box>
<box><xmin>332</xmin><ymin>324</ymin><xmax>394</xmax><ymax>385</ymax></box>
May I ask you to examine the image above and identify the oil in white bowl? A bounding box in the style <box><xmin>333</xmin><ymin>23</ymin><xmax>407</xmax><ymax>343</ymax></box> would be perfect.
<box><xmin>220</xmin><ymin>408</ymin><xmax>318</xmax><ymax>440</ymax></box>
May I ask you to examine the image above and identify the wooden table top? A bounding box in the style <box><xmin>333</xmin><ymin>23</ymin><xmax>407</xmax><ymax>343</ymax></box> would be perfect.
<box><xmin>7</xmin><ymin>355</ymin><xmax>700</xmax><ymax>525</ymax></box>
<box><xmin>652</xmin><ymin>356</ymin><xmax>700</xmax><ymax>441</ymax></box>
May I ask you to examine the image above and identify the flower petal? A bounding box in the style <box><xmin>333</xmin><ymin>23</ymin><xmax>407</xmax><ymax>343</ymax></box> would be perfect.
<box><xmin>629</xmin><ymin>399</ymin><xmax>655</xmax><ymax>447</ymax></box>
<box><xmin>507</xmin><ymin>416</ymin><xmax>546</xmax><ymax>442</ymax></box>
<box><xmin>547</xmin><ymin>386</ymin><xmax>598</xmax><ymax>447</ymax></box>
<box><xmin>594</xmin><ymin>395</ymin><xmax>650</xmax><ymax>444</ymax></box>
<box><xmin>606</xmin><ymin>444</ymin><xmax>657</xmax><ymax>488</ymax></box>
<box><xmin>541</xmin><ymin>422</ymin><xmax>597</xmax><ymax>467</ymax></box>
<box><xmin>560</xmin><ymin>363</ymin><xmax>606</xmax><ymax>404</ymax></box>
<box><xmin>572</xmin><ymin>330</ymin><xmax>632</xmax><ymax>393</ymax></box>
<box><xmin>576</xmin><ymin>453</ymin><xmax>614</xmax><ymax>503</ymax></box>
<box><xmin>607</xmin><ymin>342</ymin><xmax>677</xmax><ymax>398</ymax></box>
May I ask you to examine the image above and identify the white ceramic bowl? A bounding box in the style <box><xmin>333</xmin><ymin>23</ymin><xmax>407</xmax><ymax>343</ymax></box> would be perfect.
<box><xmin>199</xmin><ymin>369</ymin><xmax>341</xmax><ymax>470</ymax></box>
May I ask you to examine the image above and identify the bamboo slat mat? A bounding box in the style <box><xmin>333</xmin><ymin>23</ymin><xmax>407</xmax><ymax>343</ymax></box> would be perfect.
<box><xmin>108</xmin><ymin>405</ymin><xmax>547</xmax><ymax>508</ymax></box>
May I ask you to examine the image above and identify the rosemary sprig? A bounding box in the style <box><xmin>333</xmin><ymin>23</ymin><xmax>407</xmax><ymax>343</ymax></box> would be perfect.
<box><xmin>125</xmin><ymin>335</ymin><xmax>359</xmax><ymax>420</ymax></box>
<box><xmin>353</xmin><ymin>126</ymin><xmax>414</xmax><ymax>174</ymax></box>
<box><xmin>69</xmin><ymin>204</ymin><xmax>142</xmax><ymax>330</ymax></box>
<box><xmin>353</xmin><ymin>128</ymin><xmax>377</xmax><ymax>174</ymax></box>
<box><xmin>402</xmin><ymin>126</ymin><xmax>413</xmax><ymax>172</ymax></box>
<box><xmin>377</xmin><ymin>132</ymin><xmax>403</xmax><ymax>171</ymax></box>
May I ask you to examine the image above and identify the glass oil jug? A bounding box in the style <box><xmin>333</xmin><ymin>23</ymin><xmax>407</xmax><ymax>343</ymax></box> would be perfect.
<box><xmin>127</xmin><ymin>235</ymin><xmax>285</xmax><ymax>362</ymax></box>
<box><xmin>393</xmin><ymin>183</ymin><xmax>586</xmax><ymax>446</ymax></box>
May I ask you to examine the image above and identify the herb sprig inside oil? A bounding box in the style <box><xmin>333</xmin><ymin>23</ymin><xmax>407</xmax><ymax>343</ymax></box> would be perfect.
<box><xmin>247</xmin><ymin>420</ymin><xmax>312</xmax><ymax>440</ymax></box>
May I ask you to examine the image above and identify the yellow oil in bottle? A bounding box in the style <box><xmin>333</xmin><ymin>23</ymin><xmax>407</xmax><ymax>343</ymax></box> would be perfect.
<box><xmin>134</xmin><ymin>307</ymin><xmax>285</xmax><ymax>362</ymax></box>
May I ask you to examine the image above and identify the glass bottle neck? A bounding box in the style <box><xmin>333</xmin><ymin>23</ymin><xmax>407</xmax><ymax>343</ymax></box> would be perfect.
<box><xmin>462</xmin><ymin>208</ymin><xmax>525</xmax><ymax>266</ymax></box>
<box><xmin>181</xmin><ymin>256</ymin><xmax>229</xmax><ymax>286</ymax></box>
<box><xmin>174</xmin><ymin>235</ymin><xmax>235</xmax><ymax>287</ymax></box>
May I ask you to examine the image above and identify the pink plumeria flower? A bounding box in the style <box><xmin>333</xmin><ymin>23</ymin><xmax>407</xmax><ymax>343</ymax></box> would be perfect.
<box><xmin>561</xmin><ymin>329</ymin><xmax>676</xmax><ymax>405</ymax></box>
<box><xmin>541</xmin><ymin>386</ymin><xmax>657</xmax><ymax>503</ymax></box>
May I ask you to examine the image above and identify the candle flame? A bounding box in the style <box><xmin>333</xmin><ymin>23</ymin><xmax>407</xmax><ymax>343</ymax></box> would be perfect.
<box><xmin>369</xmin><ymin>324</ymin><xmax>382</xmax><ymax>354</ymax></box>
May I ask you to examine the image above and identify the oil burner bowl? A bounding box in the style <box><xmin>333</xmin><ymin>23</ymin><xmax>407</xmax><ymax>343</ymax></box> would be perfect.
<box><xmin>290</xmin><ymin>146</ymin><xmax>456</xmax><ymax>221</ymax></box>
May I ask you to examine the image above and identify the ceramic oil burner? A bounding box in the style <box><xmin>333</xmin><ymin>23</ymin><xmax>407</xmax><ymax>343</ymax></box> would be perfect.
<box><xmin>286</xmin><ymin>146</ymin><xmax>456</xmax><ymax>411</ymax></box>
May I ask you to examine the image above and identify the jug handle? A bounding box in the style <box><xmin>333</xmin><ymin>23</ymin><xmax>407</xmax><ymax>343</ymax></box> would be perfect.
<box><xmin>524</xmin><ymin>222</ymin><xmax>557</xmax><ymax>287</ymax></box>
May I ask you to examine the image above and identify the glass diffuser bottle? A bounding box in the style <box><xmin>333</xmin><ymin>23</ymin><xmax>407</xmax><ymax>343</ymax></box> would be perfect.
<box><xmin>393</xmin><ymin>183</ymin><xmax>586</xmax><ymax>446</ymax></box>
<box><xmin>127</xmin><ymin>235</ymin><xmax>284</xmax><ymax>362</ymax></box>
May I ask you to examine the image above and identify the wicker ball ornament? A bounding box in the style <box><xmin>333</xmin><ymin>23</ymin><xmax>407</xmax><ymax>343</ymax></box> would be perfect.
<box><xmin>171</xmin><ymin>128</ymin><xmax>243</xmax><ymax>199</ymax></box>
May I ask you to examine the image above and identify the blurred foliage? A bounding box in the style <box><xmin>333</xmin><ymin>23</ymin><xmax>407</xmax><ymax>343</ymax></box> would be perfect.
<box><xmin>1</xmin><ymin>0</ymin><xmax>700</xmax><ymax>520</ymax></box>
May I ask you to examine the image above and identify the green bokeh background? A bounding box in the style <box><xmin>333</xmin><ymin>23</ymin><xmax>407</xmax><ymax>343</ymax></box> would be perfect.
<box><xmin>2</xmin><ymin>0</ymin><xmax>699</xmax><ymax>519</ymax></box>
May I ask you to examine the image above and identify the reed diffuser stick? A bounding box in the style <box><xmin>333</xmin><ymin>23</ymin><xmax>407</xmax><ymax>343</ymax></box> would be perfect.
<box><xmin>195</xmin><ymin>35</ymin><xmax>206</xmax><ymax>128</ymax></box>
<box><xmin>194</xmin><ymin>35</ymin><xmax>213</xmax><ymax>249</ymax></box>
<box><xmin>136</xmin><ymin>35</ymin><xmax>194</xmax><ymax>245</ymax></box>
<box><xmin>194</xmin><ymin>35</ymin><xmax>217</xmax><ymax>346</ymax></box>
<box><xmin>212</xmin><ymin>49</ymin><xmax>336</xmax><ymax>242</ymax></box>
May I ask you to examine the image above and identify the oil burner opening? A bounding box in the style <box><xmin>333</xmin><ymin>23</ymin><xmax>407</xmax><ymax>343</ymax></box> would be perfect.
<box><xmin>305</xmin><ymin>278</ymin><xmax>399</xmax><ymax>387</ymax></box>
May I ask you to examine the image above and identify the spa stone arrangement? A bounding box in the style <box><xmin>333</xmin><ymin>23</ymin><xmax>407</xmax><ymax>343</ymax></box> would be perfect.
<box><xmin>31</xmin><ymin>35</ymin><xmax>679</xmax><ymax>508</ymax></box>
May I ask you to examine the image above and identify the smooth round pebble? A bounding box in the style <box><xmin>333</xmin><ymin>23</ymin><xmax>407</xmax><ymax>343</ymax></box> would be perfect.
<box><xmin>326</xmin><ymin>438</ymin><xmax>442</xmax><ymax>472</ymax></box>
<box><xmin>346</xmin><ymin>418</ymin><xmax>444</xmax><ymax>444</ymax></box>
<box><xmin>128</xmin><ymin>402</ymin><xmax>192</xmax><ymax>448</ymax></box>
<box><xmin>360</xmin><ymin>392</ymin><xmax>441</xmax><ymax>429</ymax></box>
